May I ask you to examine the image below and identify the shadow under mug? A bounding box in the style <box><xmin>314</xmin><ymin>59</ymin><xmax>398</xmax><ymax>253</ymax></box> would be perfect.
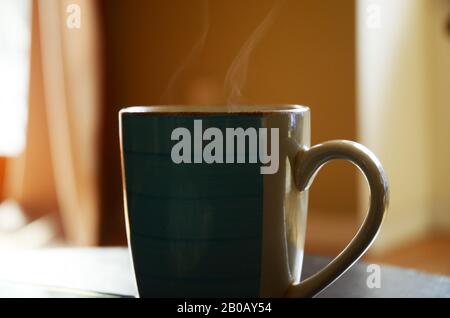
<box><xmin>119</xmin><ymin>105</ymin><xmax>389</xmax><ymax>297</ymax></box>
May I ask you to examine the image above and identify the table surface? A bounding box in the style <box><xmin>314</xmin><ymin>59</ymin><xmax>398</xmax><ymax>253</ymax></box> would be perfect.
<box><xmin>0</xmin><ymin>248</ymin><xmax>449</xmax><ymax>298</ymax></box>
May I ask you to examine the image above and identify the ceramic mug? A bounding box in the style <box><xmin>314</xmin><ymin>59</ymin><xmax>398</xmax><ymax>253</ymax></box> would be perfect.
<box><xmin>119</xmin><ymin>105</ymin><xmax>388</xmax><ymax>297</ymax></box>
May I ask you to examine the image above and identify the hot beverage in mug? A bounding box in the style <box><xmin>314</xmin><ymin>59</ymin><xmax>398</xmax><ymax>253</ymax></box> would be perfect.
<box><xmin>119</xmin><ymin>105</ymin><xmax>388</xmax><ymax>297</ymax></box>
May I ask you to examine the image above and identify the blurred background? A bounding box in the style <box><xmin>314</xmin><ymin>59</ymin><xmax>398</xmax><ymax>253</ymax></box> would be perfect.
<box><xmin>0</xmin><ymin>0</ymin><xmax>449</xmax><ymax>276</ymax></box>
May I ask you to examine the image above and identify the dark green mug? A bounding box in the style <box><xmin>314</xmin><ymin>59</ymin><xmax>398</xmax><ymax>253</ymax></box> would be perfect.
<box><xmin>119</xmin><ymin>105</ymin><xmax>388</xmax><ymax>297</ymax></box>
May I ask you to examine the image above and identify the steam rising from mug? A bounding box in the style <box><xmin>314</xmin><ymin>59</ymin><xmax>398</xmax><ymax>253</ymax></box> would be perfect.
<box><xmin>225</xmin><ymin>1</ymin><xmax>284</xmax><ymax>108</ymax></box>
<box><xmin>160</xmin><ymin>0</ymin><xmax>210</xmax><ymax>104</ymax></box>
<box><xmin>161</xmin><ymin>0</ymin><xmax>284</xmax><ymax>107</ymax></box>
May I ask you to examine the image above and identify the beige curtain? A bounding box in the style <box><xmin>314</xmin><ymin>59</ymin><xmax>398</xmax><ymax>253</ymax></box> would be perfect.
<box><xmin>37</xmin><ymin>0</ymin><xmax>102</xmax><ymax>245</ymax></box>
<box><xmin>5</xmin><ymin>0</ymin><xmax>104</xmax><ymax>245</ymax></box>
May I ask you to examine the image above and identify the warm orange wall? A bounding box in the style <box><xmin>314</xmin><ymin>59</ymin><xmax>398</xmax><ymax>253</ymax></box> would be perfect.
<box><xmin>103</xmin><ymin>0</ymin><xmax>357</xmax><ymax>217</ymax></box>
<box><xmin>0</xmin><ymin>158</ymin><xmax>5</xmax><ymax>200</ymax></box>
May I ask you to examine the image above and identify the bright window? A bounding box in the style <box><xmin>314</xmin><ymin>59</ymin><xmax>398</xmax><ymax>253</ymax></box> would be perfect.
<box><xmin>0</xmin><ymin>0</ymin><xmax>31</xmax><ymax>156</ymax></box>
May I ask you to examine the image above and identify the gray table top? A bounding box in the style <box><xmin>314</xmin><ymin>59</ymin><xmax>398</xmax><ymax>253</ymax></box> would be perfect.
<box><xmin>0</xmin><ymin>248</ymin><xmax>448</xmax><ymax>297</ymax></box>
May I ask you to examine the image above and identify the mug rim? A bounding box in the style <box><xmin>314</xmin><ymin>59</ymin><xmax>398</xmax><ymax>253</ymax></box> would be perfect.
<box><xmin>119</xmin><ymin>105</ymin><xmax>309</xmax><ymax>115</ymax></box>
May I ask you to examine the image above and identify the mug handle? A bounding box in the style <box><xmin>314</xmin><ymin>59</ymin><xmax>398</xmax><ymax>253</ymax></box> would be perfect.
<box><xmin>285</xmin><ymin>140</ymin><xmax>389</xmax><ymax>297</ymax></box>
